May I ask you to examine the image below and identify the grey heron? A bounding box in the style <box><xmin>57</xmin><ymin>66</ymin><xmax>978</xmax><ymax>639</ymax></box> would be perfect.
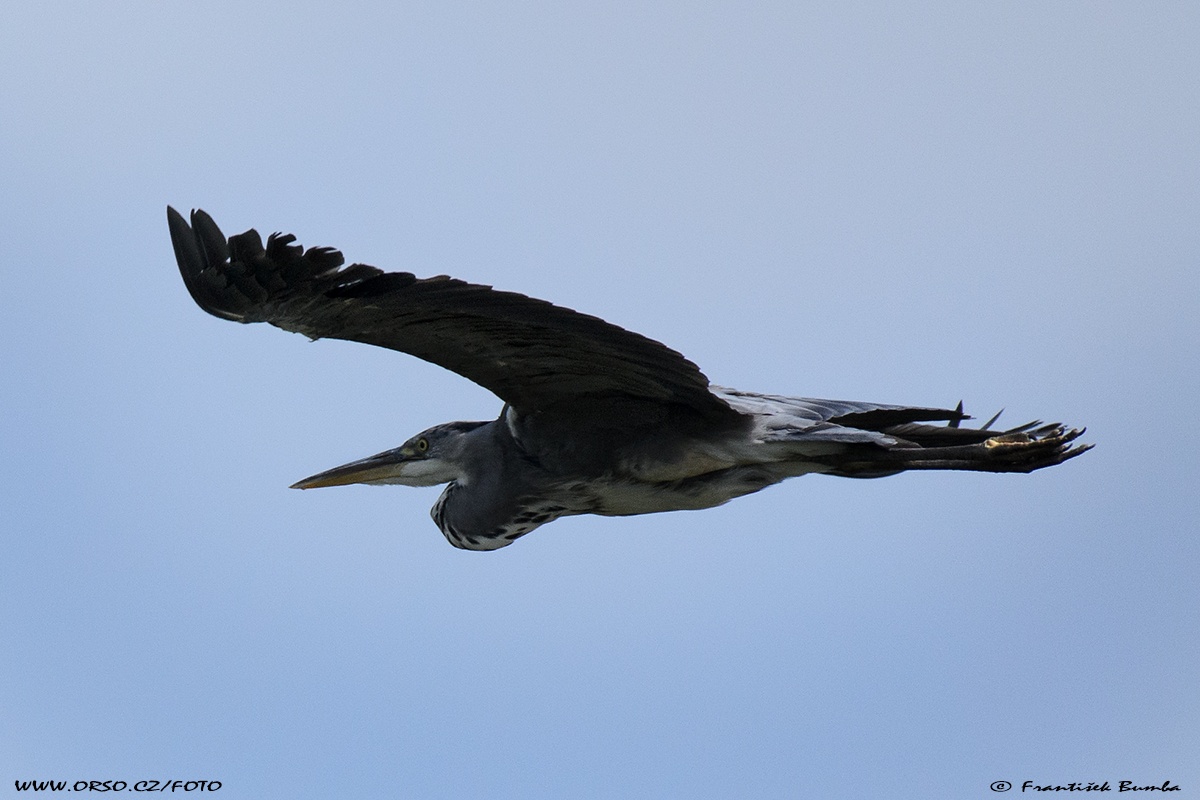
<box><xmin>168</xmin><ymin>207</ymin><xmax>1091</xmax><ymax>551</ymax></box>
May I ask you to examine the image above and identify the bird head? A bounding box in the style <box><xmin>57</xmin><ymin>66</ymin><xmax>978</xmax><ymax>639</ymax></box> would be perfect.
<box><xmin>290</xmin><ymin>421</ymin><xmax>488</xmax><ymax>490</ymax></box>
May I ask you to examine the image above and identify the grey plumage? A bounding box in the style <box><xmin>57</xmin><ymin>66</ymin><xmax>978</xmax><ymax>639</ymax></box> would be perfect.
<box><xmin>168</xmin><ymin>207</ymin><xmax>1091</xmax><ymax>551</ymax></box>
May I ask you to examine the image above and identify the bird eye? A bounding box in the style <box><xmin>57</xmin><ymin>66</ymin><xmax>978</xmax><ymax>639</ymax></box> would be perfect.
<box><xmin>416</xmin><ymin>438</ymin><xmax>429</xmax><ymax>453</ymax></box>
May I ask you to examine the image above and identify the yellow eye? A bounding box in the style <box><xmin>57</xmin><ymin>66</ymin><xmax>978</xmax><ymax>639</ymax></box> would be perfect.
<box><xmin>416</xmin><ymin>438</ymin><xmax>429</xmax><ymax>453</ymax></box>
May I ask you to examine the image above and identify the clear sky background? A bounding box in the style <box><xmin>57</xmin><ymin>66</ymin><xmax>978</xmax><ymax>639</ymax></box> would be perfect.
<box><xmin>2</xmin><ymin>3</ymin><xmax>1197</xmax><ymax>798</ymax></box>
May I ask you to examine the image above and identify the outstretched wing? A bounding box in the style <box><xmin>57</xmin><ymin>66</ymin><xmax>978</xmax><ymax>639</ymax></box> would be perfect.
<box><xmin>168</xmin><ymin>207</ymin><xmax>741</xmax><ymax>423</ymax></box>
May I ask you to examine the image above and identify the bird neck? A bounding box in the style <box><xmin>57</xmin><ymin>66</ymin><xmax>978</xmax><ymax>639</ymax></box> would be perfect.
<box><xmin>429</xmin><ymin>418</ymin><xmax>537</xmax><ymax>543</ymax></box>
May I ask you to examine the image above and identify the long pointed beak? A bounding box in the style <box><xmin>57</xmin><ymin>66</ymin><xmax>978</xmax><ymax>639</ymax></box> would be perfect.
<box><xmin>290</xmin><ymin>448</ymin><xmax>410</xmax><ymax>489</ymax></box>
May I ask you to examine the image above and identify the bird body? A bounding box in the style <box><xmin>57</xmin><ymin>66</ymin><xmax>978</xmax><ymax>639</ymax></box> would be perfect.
<box><xmin>168</xmin><ymin>207</ymin><xmax>1090</xmax><ymax>550</ymax></box>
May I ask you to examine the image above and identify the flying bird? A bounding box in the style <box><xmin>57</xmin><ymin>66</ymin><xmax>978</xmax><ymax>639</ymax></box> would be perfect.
<box><xmin>168</xmin><ymin>207</ymin><xmax>1091</xmax><ymax>550</ymax></box>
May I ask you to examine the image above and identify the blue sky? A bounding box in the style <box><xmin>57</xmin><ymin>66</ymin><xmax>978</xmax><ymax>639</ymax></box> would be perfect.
<box><xmin>2</xmin><ymin>3</ymin><xmax>1197</xmax><ymax>798</ymax></box>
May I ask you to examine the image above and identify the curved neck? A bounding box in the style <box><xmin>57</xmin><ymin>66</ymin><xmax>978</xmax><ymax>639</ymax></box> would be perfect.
<box><xmin>430</xmin><ymin>419</ymin><xmax>543</xmax><ymax>548</ymax></box>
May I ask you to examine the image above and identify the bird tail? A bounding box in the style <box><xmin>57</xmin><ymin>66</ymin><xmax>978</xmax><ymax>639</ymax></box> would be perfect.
<box><xmin>821</xmin><ymin>406</ymin><xmax>1092</xmax><ymax>478</ymax></box>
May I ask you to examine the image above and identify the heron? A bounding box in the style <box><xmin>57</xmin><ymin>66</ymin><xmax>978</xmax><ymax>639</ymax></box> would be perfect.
<box><xmin>168</xmin><ymin>207</ymin><xmax>1091</xmax><ymax>551</ymax></box>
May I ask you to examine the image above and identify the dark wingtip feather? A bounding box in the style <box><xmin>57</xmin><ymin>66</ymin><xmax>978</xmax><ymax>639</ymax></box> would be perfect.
<box><xmin>167</xmin><ymin>206</ymin><xmax>261</xmax><ymax>322</ymax></box>
<box><xmin>168</xmin><ymin>206</ymin><xmax>239</xmax><ymax>322</ymax></box>
<box><xmin>167</xmin><ymin>206</ymin><xmax>201</xmax><ymax>282</ymax></box>
<box><xmin>190</xmin><ymin>208</ymin><xmax>230</xmax><ymax>267</ymax></box>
